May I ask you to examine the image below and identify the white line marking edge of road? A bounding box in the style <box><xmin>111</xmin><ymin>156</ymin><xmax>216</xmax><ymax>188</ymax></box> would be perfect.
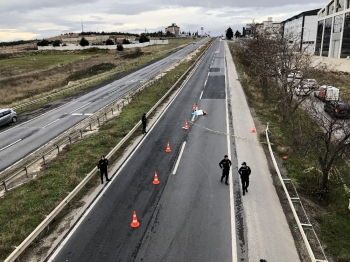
<box><xmin>224</xmin><ymin>41</ymin><xmax>238</xmax><ymax>261</ymax></box>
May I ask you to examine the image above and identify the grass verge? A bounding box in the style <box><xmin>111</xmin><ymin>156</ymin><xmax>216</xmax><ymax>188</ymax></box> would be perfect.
<box><xmin>229</xmin><ymin>43</ymin><xmax>350</xmax><ymax>261</ymax></box>
<box><xmin>0</xmin><ymin>39</ymin><xmax>211</xmax><ymax>261</ymax></box>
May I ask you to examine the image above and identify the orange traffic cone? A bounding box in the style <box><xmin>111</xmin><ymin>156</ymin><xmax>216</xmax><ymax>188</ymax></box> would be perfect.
<box><xmin>166</xmin><ymin>142</ymin><xmax>171</xmax><ymax>153</ymax></box>
<box><xmin>251</xmin><ymin>127</ymin><xmax>256</xmax><ymax>133</ymax></box>
<box><xmin>183</xmin><ymin>121</ymin><xmax>189</xmax><ymax>130</ymax></box>
<box><xmin>192</xmin><ymin>103</ymin><xmax>196</xmax><ymax>111</ymax></box>
<box><xmin>153</xmin><ymin>171</ymin><xmax>160</xmax><ymax>185</ymax></box>
<box><xmin>130</xmin><ymin>211</ymin><xmax>140</xmax><ymax>228</ymax></box>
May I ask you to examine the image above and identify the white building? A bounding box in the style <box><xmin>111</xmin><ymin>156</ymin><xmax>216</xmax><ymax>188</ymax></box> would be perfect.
<box><xmin>281</xmin><ymin>9</ymin><xmax>320</xmax><ymax>53</ymax></box>
<box><xmin>316</xmin><ymin>0</ymin><xmax>350</xmax><ymax>58</ymax></box>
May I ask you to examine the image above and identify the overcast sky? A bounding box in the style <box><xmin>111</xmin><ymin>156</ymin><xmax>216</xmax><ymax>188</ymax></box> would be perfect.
<box><xmin>0</xmin><ymin>0</ymin><xmax>326</xmax><ymax>42</ymax></box>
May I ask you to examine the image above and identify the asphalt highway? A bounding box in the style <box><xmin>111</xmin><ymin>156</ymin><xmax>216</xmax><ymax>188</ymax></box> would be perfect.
<box><xmin>0</xmin><ymin>38</ymin><xmax>208</xmax><ymax>173</ymax></box>
<box><xmin>46</xmin><ymin>39</ymin><xmax>300</xmax><ymax>262</ymax></box>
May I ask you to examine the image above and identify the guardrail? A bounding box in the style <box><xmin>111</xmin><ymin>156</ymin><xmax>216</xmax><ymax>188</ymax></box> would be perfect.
<box><xmin>265</xmin><ymin>124</ymin><xmax>328</xmax><ymax>262</ymax></box>
<box><xmin>3</xmin><ymin>40</ymin><xmax>213</xmax><ymax>262</ymax></box>
<box><xmin>0</xmin><ymin>40</ymin><xmax>211</xmax><ymax>191</ymax></box>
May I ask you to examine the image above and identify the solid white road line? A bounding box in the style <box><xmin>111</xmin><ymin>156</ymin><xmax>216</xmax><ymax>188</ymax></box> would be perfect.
<box><xmin>42</xmin><ymin>119</ymin><xmax>60</xmax><ymax>129</ymax></box>
<box><xmin>200</xmin><ymin>91</ymin><xmax>204</xmax><ymax>99</ymax></box>
<box><xmin>0</xmin><ymin>139</ymin><xmax>22</xmax><ymax>152</ymax></box>
<box><xmin>224</xmin><ymin>42</ymin><xmax>237</xmax><ymax>261</ymax></box>
<box><xmin>69</xmin><ymin>102</ymin><xmax>91</xmax><ymax>114</ymax></box>
<box><xmin>71</xmin><ymin>113</ymin><xmax>83</xmax><ymax>116</ymax></box>
<box><xmin>172</xmin><ymin>141</ymin><xmax>186</xmax><ymax>175</ymax></box>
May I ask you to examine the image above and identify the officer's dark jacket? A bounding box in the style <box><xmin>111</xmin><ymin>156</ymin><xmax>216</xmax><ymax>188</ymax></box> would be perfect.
<box><xmin>142</xmin><ymin>114</ymin><xmax>147</xmax><ymax>125</ymax></box>
<box><xmin>238</xmin><ymin>166</ymin><xmax>251</xmax><ymax>179</ymax></box>
<box><xmin>219</xmin><ymin>159</ymin><xmax>232</xmax><ymax>170</ymax></box>
<box><xmin>98</xmin><ymin>159</ymin><xmax>108</xmax><ymax>170</ymax></box>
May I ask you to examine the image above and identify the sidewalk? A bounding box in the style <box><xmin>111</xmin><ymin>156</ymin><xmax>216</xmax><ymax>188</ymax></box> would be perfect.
<box><xmin>225</xmin><ymin>42</ymin><xmax>301</xmax><ymax>261</ymax></box>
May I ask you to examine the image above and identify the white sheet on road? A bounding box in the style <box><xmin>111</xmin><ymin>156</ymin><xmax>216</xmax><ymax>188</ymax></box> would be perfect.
<box><xmin>224</xmin><ymin>42</ymin><xmax>300</xmax><ymax>262</ymax></box>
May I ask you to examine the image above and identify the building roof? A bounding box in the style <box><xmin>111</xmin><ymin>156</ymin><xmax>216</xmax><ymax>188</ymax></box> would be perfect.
<box><xmin>166</xmin><ymin>23</ymin><xmax>179</xmax><ymax>29</ymax></box>
<box><xmin>281</xmin><ymin>8</ymin><xmax>321</xmax><ymax>23</ymax></box>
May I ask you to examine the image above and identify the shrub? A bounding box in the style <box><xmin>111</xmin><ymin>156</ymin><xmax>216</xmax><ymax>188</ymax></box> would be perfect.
<box><xmin>105</xmin><ymin>39</ymin><xmax>114</xmax><ymax>45</ymax></box>
<box><xmin>117</xmin><ymin>44</ymin><xmax>124</xmax><ymax>51</ymax></box>
<box><xmin>80</xmin><ymin>37</ymin><xmax>89</xmax><ymax>47</ymax></box>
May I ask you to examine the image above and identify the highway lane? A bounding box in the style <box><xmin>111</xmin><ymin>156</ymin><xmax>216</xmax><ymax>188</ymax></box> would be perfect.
<box><xmin>47</xmin><ymin>39</ymin><xmax>301</xmax><ymax>262</ymax></box>
<box><xmin>0</xmin><ymin>38</ymin><xmax>209</xmax><ymax>172</ymax></box>
<box><xmin>48</xmin><ymin>39</ymin><xmax>235</xmax><ymax>261</ymax></box>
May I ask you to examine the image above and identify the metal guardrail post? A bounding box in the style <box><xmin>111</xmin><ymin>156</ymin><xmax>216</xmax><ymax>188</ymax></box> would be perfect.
<box><xmin>68</xmin><ymin>136</ymin><xmax>72</xmax><ymax>144</ymax></box>
<box><xmin>117</xmin><ymin>104</ymin><xmax>120</xmax><ymax>111</ymax></box>
<box><xmin>104</xmin><ymin>113</ymin><xmax>107</xmax><ymax>121</ymax></box>
<box><xmin>56</xmin><ymin>144</ymin><xmax>60</xmax><ymax>153</ymax></box>
<box><xmin>89</xmin><ymin>123</ymin><xmax>92</xmax><ymax>131</ymax></box>
<box><xmin>97</xmin><ymin>117</ymin><xmax>100</xmax><ymax>126</ymax></box>
<box><xmin>111</xmin><ymin>108</ymin><xmax>114</xmax><ymax>115</ymax></box>
<box><xmin>80</xmin><ymin>130</ymin><xmax>83</xmax><ymax>138</ymax></box>
<box><xmin>43</xmin><ymin>156</ymin><xmax>46</xmax><ymax>165</ymax></box>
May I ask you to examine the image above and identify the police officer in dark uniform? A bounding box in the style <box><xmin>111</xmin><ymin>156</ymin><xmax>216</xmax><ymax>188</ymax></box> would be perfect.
<box><xmin>238</xmin><ymin>162</ymin><xmax>251</xmax><ymax>195</ymax></box>
<box><xmin>97</xmin><ymin>155</ymin><xmax>111</xmax><ymax>184</ymax></box>
<box><xmin>219</xmin><ymin>155</ymin><xmax>232</xmax><ymax>185</ymax></box>
<box><xmin>142</xmin><ymin>113</ymin><xmax>147</xmax><ymax>134</ymax></box>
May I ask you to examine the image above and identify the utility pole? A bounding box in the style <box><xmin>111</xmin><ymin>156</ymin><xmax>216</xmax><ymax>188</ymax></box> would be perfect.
<box><xmin>81</xmin><ymin>19</ymin><xmax>84</xmax><ymax>33</ymax></box>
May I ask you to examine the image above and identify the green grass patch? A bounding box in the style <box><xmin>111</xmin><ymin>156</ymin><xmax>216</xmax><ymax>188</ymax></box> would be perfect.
<box><xmin>0</xmin><ymin>39</ymin><xmax>211</xmax><ymax>261</ymax></box>
<box><xmin>229</xmin><ymin>43</ymin><xmax>350</xmax><ymax>261</ymax></box>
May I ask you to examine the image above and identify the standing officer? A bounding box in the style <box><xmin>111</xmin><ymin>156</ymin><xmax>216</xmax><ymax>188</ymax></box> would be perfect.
<box><xmin>238</xmin><ymin>162</ymin><xmax>251</xmax><ymax>195</ymax></box>
<box><xmin>142</xmin><ymin>113</ymin><xmax>147</xmax><ymax>134</ymax></box>
<box><xmin>97</xmin><ymin>155</ymin><xmax>111</xmax><ymax>184</ymax></box>
<box><xmin>219</xmin><ymin>155</ymin><xmax>232</xmax><ymax>185</ymax></box>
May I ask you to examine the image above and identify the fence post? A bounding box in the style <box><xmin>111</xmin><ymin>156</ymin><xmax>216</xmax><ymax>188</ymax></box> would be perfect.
<box><xmin>111</xmin><ymin>108</ymin><xmax>114</xmax><ymax>115</ymax></box>
<box><xmin>2</xmin><ymin>180</ymin><xmax>7</xmax><ymax>192</ymax></box>
<box><xmin>117</xmin><ymin>104</ymin><xmax>120</xmax><ymax>111</ymax></box>
<box><xmin>25</xmin><ymin>166</ymin><xmax>29</xmax><ymax>178</ymax></box>
<box><xmin>97</xmin><ymin>117</ymin><xmax>100</xmax><ymax>126</ymax></box>
<box><xmin>43</xmin><ymin>155</ymin><xmax>46</xmax><ymax>165</ymax></box>
<box><xmin>80</xmin><ymin>129</ymin><xmax>83</xmax><ymax>138</ymax></box>
<box><xmin>69</xmin><ymin>136</ymin><xmax>72</xmax><ymax>144</ymax></box>
<box><xmin>56</xmin><ymin>144</ymin><xmax>60</xmax><ymax>153</ymax></box>
<box><xmin>89</xmin><ymin>123</ymin><xmax>92</xmax><ymax>131</ymax></box>
<box><xmin>104</xmin><ymin>112</ymin><xmax>107</xmax><ymax>121</ymax></box>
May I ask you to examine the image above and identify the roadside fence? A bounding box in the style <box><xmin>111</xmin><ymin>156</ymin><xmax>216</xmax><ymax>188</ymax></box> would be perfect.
<box><xmin>3</xmin><ymin>38</ymin><xmax>212</xmax><ymax>262</ymax></box>
<box><xmin>266</xmin><ymin>124</ymin><xmax>328</xmax><ymax>262</ymax></box>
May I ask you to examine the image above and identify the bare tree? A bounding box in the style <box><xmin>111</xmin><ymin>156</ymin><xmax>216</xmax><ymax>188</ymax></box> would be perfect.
<box><xmin>235</xmin><ymin>25</ymin><xmax>332</xmax><ymax>149</ymax></box>
<box><xmin>304</xmin><ymin>100</ymin><xmax>350</xmax><ymax>191</ymax></box>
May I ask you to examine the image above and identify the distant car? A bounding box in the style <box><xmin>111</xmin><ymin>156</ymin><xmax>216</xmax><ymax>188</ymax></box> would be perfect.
<box><xmin>324</xmin><ymin>100</ymin><xmax>350</xmax><ymax>118</ymax></box>
<box><xmin>302</xmin><ymin>79</ymin><xmax>318</xmax><ymax>89</ymax></box>
<box><xmin>0</xmin><ymin>108</ymin><xmax>17</xmax><ymax>127</ymax></box>
<box><xmin>287</xmin><ymin>71</ymin><xmax>303</xmax><ymax>82</ymax></box>
<box><xmin>294</xmin><ymin>85</ymin><xmax>311</xmax><ymax>96</ymax></box>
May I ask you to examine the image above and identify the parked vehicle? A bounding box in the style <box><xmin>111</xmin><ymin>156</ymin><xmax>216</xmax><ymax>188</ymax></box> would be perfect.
<box><xmin>0</xmin><ymin>108</ymin><xmax>17</xmax><ymax>127</ymax></box>
<box><xmin>324</xmin><ymin>100</ymin><xmax>350</xmax><ymax>118</ymax></box>
<box><xmin>287</xmin><ymin>71</ymin><xmax>303</xmax><ymax>82</ymax></box>
<box><xmin>302</xmin><ymin>79</ymin><xmax>318</xmax><ymax>89</ymax></box>
<box><xmin>295</xmin><ymin>85</ymin><xmax>311</xmax><ymax>96</ymax></box>
<box><xmin>314</xmin><ymin>85</ymin><xmax>339</xmax><ymax>102</ymax></box>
